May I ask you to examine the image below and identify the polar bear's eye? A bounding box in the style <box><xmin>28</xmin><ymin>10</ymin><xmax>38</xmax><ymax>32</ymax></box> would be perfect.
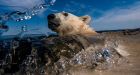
<box><xmin>63</xmin><ymin>13</ymin><xmax>68</xmax><ymax>17</ymax></box>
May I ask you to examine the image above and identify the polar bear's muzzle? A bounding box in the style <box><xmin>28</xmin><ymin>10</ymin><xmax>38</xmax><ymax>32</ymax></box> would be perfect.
<box><xmin>47</xmin><ymin>14</ymin><xmax>60</xmax><ymax>31</ymax></box>
<box><xmin>47</xmin><ymin>14</ymin><xmax>55</xmax><ymax>19</ymax></box>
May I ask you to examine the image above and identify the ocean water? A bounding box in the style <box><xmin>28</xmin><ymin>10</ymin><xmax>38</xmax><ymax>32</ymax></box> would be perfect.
<box><xmin>70</xmin><ymin>45</ymin><xmax>140</xmax><ymax>75</ymax></box>
<box><xmin>69</xmin><ymin>33</ymin><xmax>140</xmax><ymax>75</ymax></box>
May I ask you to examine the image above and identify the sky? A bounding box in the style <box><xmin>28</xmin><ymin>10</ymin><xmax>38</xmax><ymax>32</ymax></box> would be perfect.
<box><xmin>0</xmin><ymin>0</ymin><xmax>140</xmax><ymax>35</ymax></box>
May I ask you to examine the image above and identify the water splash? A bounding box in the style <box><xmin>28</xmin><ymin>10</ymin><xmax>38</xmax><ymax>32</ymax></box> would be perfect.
<box><xmin>0</xmin><ymin>0</ymin><xmax>56</xmax><ymax>22</ymax></box>
<box><xmin>0</xmin><ymin>0</ymin><xmax>56</xmax><ymax>35</ymax></box>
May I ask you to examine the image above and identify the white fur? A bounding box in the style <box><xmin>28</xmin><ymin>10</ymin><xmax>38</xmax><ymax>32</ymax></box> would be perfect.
<box><xmin>50</xmin><ymin>12</ymin><xmax>97</xmax><ymax>36</ymax></box>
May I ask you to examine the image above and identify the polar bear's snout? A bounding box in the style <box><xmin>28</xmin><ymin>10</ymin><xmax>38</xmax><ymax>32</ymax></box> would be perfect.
<box><xmin>47</xmin><ymin>14</ymin><xmax>60</xmax><ymax>31</ymax></box>
<box><xmin>47</xmin><ymin>14</ymin><xmax>55</xmax><ymax>19</ymax></box>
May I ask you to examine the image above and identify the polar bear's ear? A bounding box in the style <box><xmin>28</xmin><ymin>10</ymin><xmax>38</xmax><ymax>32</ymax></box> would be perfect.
<box><xmin>80</xmin><ymin>15</ymin><xmax>91</xmax><ymax>24</ymax></box>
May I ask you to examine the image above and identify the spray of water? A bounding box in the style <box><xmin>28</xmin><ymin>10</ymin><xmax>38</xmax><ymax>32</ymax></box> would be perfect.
<box><xmin>0</xmin><ymin>0</ymin><xmax>56</xmax><ymax>22</ymax></box>
<box><xmin>0</xmin><ymin>0</ymin><xmax>56</xmax><ymax>35</ymax></box>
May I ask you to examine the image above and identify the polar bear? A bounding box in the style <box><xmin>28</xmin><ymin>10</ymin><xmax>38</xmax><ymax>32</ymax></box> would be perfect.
<box><xmin>47</xmin><ymin>12</ymin><xmax>97</xmax><ymax>36</ymax></box>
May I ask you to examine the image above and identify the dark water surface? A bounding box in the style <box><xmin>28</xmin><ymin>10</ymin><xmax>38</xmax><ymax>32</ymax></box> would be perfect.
<box><xmin>0</xmin><ymin>29</ymin><xmax>140</xmax><ymax>75</ymax></box>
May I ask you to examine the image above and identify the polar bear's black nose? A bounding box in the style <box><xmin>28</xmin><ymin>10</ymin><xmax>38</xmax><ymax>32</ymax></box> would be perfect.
<box><xmin>47</xmin><ymin>14</ymin><xmax>55</xmax><ymax>19</ymax></box>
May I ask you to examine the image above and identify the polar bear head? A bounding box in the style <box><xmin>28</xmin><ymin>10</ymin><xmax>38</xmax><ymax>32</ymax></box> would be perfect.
<box><xmin>47</xmin><ymin>12</ymin><xmax>97</xmax><ymax>36</ymax></box>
